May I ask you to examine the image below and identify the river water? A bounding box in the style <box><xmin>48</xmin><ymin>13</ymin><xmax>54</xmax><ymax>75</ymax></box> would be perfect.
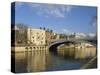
<box><xmin>13</xmin><ymin>47</ymin><xmax>96</xmax><ymax>73</ymax></box>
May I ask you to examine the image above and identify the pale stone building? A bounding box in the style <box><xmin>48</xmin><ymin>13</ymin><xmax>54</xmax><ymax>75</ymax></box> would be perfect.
<box><xmin>27</xmin><ymin>28</ymin><xmax>46</xmax><ymax>46</ymax></box>
<box><xmin>45</xmin><ymin>30</ymin><xmax>54</xmax><ymax>45</ymax></box>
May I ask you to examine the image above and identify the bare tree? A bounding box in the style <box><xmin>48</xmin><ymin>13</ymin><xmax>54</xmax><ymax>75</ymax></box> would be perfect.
<box><xmin>15</xmin><ymin>23</ymin><xmax>28</xmax><ymax>45</ymax></box>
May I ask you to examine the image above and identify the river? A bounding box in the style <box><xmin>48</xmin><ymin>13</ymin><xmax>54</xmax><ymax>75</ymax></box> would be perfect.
<box><xmin>12</xmin><ymin>47</ymin><xmax>97</xmax><ymax>73</ymax></box>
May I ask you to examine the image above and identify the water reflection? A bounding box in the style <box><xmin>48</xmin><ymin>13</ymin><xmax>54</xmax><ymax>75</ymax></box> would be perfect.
<box><xmin>57</xmin><ymin>47</ymin><xmax>96</xmax><ymax>59</ymax></box>
<box><xmin>14</xmin><ymin>47</ymin><xmax>96</xmax><ymax>73</ymax></box>
<box><xmin>25</xmin><ymin>50</ymin><xmax>47</xmax><ymax>72</ymax></box>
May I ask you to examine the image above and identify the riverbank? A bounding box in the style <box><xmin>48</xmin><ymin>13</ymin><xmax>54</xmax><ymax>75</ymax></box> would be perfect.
<box><xmin>11</xmin><ymin>46</ymin><xmax>48</xmax><ymax>53</ymax></box>
<box><xmin>80</xmin><ymin>56</ymin><xmax>97</xmax><ymax>69</ymax></box>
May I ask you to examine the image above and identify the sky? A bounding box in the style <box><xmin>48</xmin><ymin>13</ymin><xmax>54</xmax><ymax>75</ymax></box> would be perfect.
<box><xmin>12</xmin><ymin>2</ymin><xmax>97</xmax><ymax>35</ymax></box>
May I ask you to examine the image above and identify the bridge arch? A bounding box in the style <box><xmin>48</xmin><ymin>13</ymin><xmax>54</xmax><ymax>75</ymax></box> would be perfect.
<box><xmin>48</xmin><ymin>39</ymin><xmax>96</xmax><ymax>52</ymax></box>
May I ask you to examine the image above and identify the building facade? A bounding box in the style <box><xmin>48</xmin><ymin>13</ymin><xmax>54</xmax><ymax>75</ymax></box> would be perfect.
<box><xmin>27</xmin><ymin>28</ymin><xmax>46</xmax><ymax>46</ymax></box>
<box><xmin>45</xmin><ymin>30</ymin><xmax>55</xmax><ymax>45</ymax></box>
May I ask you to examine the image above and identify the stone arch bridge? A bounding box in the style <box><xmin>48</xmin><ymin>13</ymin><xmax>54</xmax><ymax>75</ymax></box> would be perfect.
<box><xmin>48</xmin><ymin>39</ymin><xmax>97</xmax><ymax>51</ymax></box>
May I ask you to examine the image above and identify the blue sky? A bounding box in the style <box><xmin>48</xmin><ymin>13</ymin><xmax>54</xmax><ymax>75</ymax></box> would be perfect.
<box><xmin>13</xmin><ymin>2</ymin><xmax>97</xmax><ymax>34</ymax></box>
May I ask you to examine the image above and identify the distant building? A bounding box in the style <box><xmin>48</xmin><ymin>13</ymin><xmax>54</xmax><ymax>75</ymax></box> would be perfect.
<box><xmin>52</xmin><ymin>33</ymin><xmax>67</xmax><ymax>40</ymax></box>
<box><xmin>68</xmin><ymin>32</ymin><xmax>86</xmax><ymax>39</ymax></box>
<box><xmin>56</xmin><ymin>34</ymin><xmax>60</xmax><ymax>40</ymax></box>
<box><xmin>74</xmin><ymin>32</ymin><xmax>86</xmax><ymax>39</ymax></box>
<box><xmin>45</xmin><ymin>30</ymin><xmax>55</xmax><ymax>45</ymax></box>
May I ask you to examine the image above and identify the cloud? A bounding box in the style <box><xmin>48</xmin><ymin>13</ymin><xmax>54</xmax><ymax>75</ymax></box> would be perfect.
<box><xmin>15</xmin><ymin>2</ymin><xmax>73</xmax><ymax>18</ymax></box>
<box><xmin>63</xmin><ymin>29</ymin><xmax>70</xmax><ymax>33</ymax></box>
<box><xmin>62</xmin><ymin>29</ymin><xmax>72</xmax><ymax>35</ymax></box>
<box><xmin>28</xmin><ymin>3</ymin><xmax>73</xmax><ymax>18</ymax></box>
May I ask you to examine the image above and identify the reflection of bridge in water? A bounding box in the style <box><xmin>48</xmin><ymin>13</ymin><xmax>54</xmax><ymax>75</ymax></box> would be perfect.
<box><xmin>48</xmin><ymin>39</ymin><xmax>97</xmax><ymax>51</ymax></box>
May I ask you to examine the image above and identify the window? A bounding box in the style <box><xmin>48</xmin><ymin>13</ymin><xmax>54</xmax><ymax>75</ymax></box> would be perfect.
<box><xmin>32</xmin><ymin>36</ymin><xmax>34</xmax><ymax>38</ymax></box>
<box><xmin>41</xmin><ymin>41</ymin><xmax>43</xmax><ymax>44</ymax></box>
<box><xmin>41</xmin><ymin>37</ymin><xmax>43</xmax><ymax>40</ymax></box>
